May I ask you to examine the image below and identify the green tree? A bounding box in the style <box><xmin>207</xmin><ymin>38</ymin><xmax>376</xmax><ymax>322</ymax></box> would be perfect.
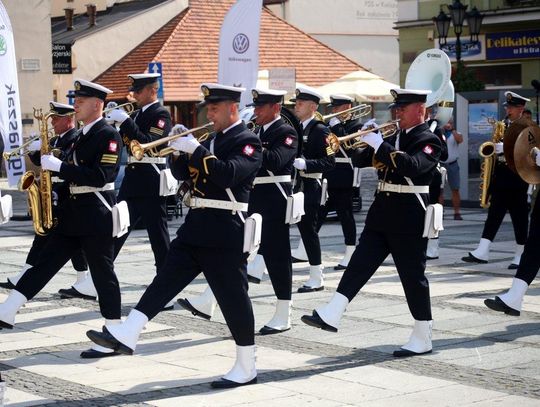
<box><xmin>453</xmin><ymin>61</ymin><xmax>484</xmax><ymax>92</ymax></box>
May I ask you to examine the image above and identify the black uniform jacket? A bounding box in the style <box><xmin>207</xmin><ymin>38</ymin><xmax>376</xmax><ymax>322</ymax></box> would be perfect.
<box><xmin>171</xmin><ymin>122</ymin><xmax>262</xmax><ymax>249</ymax></box>
<box><xmin>249</xmin><ymin>118</ymin><xmax>298</xmax><ymax>220</ymax></box>
<box><xmin>325</xmin><ymin>117</ymin><xmax>363</xmax><ymax>189</ymax></box>
<box><xmin>56</xmin><ymin>119</ymin><xmax>122</xmax><ymax>236</ymax></box>
<box><xmin>353</xmin><ymin>122</ymin><xmax>442</xmax><ymax>235</ymax></box>
<box><xmin>299</xmin><ymin>118</ymin><xmax>335</xmax><ymax>205</ymax></box>
<box><xmin>119</xmin><ymin>102</ymin><xmax>172</xmax><ymax>198</ymax></box>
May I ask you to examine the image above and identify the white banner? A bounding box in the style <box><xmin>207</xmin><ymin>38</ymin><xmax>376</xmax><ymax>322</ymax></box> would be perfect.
<box><xmin>0</xmin><ymin>1</ymin><xmax>25</xmax><ymax>187</ymax></box>
<box><xmin>218</xmin><ymin>0</ymin><xmax>263</xmax><ymax>108</ymax></box>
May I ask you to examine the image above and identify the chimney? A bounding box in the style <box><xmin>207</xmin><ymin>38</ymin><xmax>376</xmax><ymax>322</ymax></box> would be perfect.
<box><xmin>64</xmin><ymin>8</ymin><xmax>74</xmax><ymax>31</ymax></box>
<box><xmin>86</xmin><ymin>3</ymin><xmax>97</xmax><ymax>27</ymax></box>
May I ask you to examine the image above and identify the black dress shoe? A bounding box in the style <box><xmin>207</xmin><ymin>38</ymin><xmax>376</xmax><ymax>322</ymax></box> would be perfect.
<box><xmin>0</xmin><ymin>320</ymin><xmax>13</xmax><ymax>329</ymax></box>
<box><xmin>334</xmin><ymin>264</ymin><xmax>346</xmax><ymax>271</ymax></box>
<box><xmin>297</xmin><ymin>285</ymin><xmax>324</xmax><ymax>293</ymax></box>
<box><xmin>247</xmin><ymin>275</ymin><xmax>261</xmax><ymax>284</ymax></box>
<box><xmin>177</xmin><ymin>298</ymin><xmax>211</xmax><ymax>320</ymax></box>
<box><xmin>426</xmin><ymin>256</ymin><xmax>439</xmax><ymax>260</ymax></box>
<box><xmin>0</xmin><ymin>280</ymin><xmax>15</xmax><ymax>289</ymax></box>
<box><xmin>291</xmin><ymin>256</ymin><xmax>308</xmax><ymax>263</ymax></box>
<box><xmin>508</xmin><ymin>263</ymin><xmax>519</xmax><ymax>270</ymax></box>
<box><xmin>58</xmin><ymin>287</ymin><xmax>97</xmax><ymax>301</ymax></box>
<box><xmin>300</xmin><ymin>311</ymin><xmax>337</xmax><ymax>333</ymax></box>
<box><xmin>461</xmin><ymin>253</ymin><xmax>488</xmax><ymax>264</ymax></box>
<box><xmin>80</xmin><ymin>349</ymin><xmax>121</xmax><ymax>359</ymax></box>
<box><xmin>259</xmin><ymin>325</ymin><xmax>290</xmax><ymax>335</ymax></box>
<box><xmin>86</xmin><ymin>327</ymin><xmax>134</xmax><ymax>355</ymax></box>
<box><xmin>210</xmin><ymin>377</ymin><xmax>257</xmax><ymax>389</ymax></box>
<box><xmin>161</xmin><ymin>304</ymin><xmax>175</xmax><ymax>311</ymax></box>
<box><xmin>393</xmin><ymin>348</ymin><xmax>432</xmax><ymax>357</ymax></box>
<box><xmin>484</xmin><ymin>296</ymin><xmax>520</xmax><ymax>316</ymax></box>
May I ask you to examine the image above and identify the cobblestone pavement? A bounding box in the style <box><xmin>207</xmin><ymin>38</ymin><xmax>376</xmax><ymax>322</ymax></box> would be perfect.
<box><xmin>1</xmin><ymin>175</ymin><xmax>539</xmax><ymax>406</ymax></box>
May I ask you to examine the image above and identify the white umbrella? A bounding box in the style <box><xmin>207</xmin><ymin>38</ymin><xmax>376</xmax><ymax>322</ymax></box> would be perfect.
<box><xmin>316</xmin><ymin>70</ymin><xmax>398</xmax><ymax>103</ymax></box>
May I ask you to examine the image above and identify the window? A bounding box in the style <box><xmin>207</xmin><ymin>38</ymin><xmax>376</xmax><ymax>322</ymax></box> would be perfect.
<box><xmin>467</xmin><ymin>63</ymin><xmax>522</xmax><ymax>89</ymax></box>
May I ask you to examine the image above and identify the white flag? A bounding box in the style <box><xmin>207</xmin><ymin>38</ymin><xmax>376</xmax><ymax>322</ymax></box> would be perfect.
<box><xmin>218</xmin><ymin>0</ymin><xmax>263</xmax><ymax>108</ymax></box>
<box><xmin>0</xmin><ymin>1</ymin><xmax>25</xmax><ymax>187</ymax></box>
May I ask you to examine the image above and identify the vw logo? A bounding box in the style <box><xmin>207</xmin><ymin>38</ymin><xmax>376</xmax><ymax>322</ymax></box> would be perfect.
<box><xmin>232</xmin><ymin>33</ymin><xmax>249</xmax><ymax>54</ymax></box>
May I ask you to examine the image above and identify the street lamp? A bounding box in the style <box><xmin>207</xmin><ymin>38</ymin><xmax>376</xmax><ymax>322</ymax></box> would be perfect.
<box><xmin>433</xmin><ymin>0</ymin><xmax>484</xmax><ymax>62</ymax></box>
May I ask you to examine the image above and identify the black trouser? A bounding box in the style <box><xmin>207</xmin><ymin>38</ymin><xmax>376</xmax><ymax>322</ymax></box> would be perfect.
<box><xmin>297</xmin><ymin>202</ymin><xmax>321</xmax><ymax>265</ymax></box>
<box><xmin>317</xmin><ymin>188</ymin><xmax>356</xmax><ymax>246</ymax></box>
<box><xmin>337</xmin><ymin>227</ymin><xmax>432</xmax><ymax>321</ymax></box>
<box><xmin>482</xmin><ymin>187</ymin><xmax>529</xmax><ymax>244</ymax></box>
<box><xmin>515</xmin><ymin>201</ymin><xmax>540</xmax><ymax>285</ymax></box>
<box><xmin>114</xmin><ymin>196</ymin><xmax>170</xmax><ymax>274</ymax></box>
<box><xmin>259</xmin><ymin>218</ymin><xmax>292</xmax><ymax>300</ymax></box>
<box><xmin>429</xmin><ymin>170</ymin><xmax>442</xmax><ymax>205</ymax></box>
<box><xmin>26</xmin><ymin>234</ymin><xmax>88</xmax><ymax>271</ymax></box>
<box><xmin>16</xmin><ymin>232</ymin><xmax>121</xmax><ymax>320</ymax></box>
<box><xmin>135</xmin><ymin>239</ymin><xmax>254</xmax><ymax>346</ymax></box>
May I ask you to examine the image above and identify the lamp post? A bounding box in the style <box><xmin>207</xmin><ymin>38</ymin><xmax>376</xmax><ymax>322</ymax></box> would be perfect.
<box><xmin>433</xmin><ymin>0</ymin><xmax>484</xmax><ymax>89</ymax></box>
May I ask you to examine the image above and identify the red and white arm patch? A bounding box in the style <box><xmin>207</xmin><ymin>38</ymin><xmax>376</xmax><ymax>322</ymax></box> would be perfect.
<box><xmin>108</xmin><ymin>140</ymin><xmax>118</xmax><ymax>153</ymax></box>
<box><xmin>284</xmin><ymin>136</ymin><xmax>294</xmax><ymax>146</ymax></box>
<box><xmin>157</xmin><ymin>119</ymin><xmax>165</xmax><ymax>129</ymax></box>
<box><xmin>242</xmin><ymin>144</ymin><xmax>255</xmax><ymax>156</ymax></box>
<box><xmin>422</xmin><ymin>145</ymin><xmax>433</xmax><ymax>155</ymax></box>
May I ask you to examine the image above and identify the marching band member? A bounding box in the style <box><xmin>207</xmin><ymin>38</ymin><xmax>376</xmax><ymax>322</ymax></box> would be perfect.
<box><xmin>317</xmin><ymin>94</ymin><xmax>363</xmax><ymax>271</ymax></box>
<box><xmin>0</xmin><ymin>102</ymin><xmax>90</xmax><ymax>294</ymax></box>
<box><xmin>484</xmin><ymin>149</ymin><xmax>540</xmax><ymax>316</ymax></box>
<box><xmin>62</xmin><ymin>73</ymin><xmax>174</xmax><ymax>310</ymax></box>
<box><xmin>86</xmin><ymin>83</ymin><xmax>262</xmax><ymax>388</ymax></box>
<box><xmin>291</xmin><ymin>85</ymin><xmax>335</xmax><ymax>292</ymax></box>
<box><xmin>0</xmin><ymin>79</ymin><xmax>123</xmax><ymax>359</ymax></box>
<box><xmin>178</xmin><ymin>88</ymin><xmax>298</xmax><ymax>333</ymax></box>
<box><xmin>302</xmin><ymin>89</ymin><xmax>442</xmax><ymax>357</ymax></box>
<box><xmin>462</xmin><ymin>92</ymin><xmax>530</xmax><ymax>269</ymax></box>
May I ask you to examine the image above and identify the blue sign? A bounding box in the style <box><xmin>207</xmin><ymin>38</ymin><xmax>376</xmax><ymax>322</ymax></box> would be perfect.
<box><xmin>440</xmin><ymin>39</ymin><xmax>483</xmax><ymax>61</ymax></box>
<box><xmin>67</xmin><ymin>90</ymin><xmax>75</xmax><ymax>105</ymax></box>
<box><xmin>486</xmin><ymin>30</ymin><xmax>540</xmax><ymax>60</ymax></box>
<box><xmin>148</xmin><ymin>62</ymin><xmax>164</xmax><ymax>99</ymax></box>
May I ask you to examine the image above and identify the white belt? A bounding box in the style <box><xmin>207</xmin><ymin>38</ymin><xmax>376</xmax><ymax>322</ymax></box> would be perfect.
<box><xmin>70</xmin><ymin>183</ymin><xmax>115</xmax><ymax>194</ymax></box>
<box><xmin>377</xmin><ymin>182</ymin><xmax>429</xmax><ymax>194</ymax></box>
<box><xmin>497</xmin><ymin>155</ymin><xmax>506</xmax><ymax>163</ymax></box>
<box><xmin>335</xmin><ymin>157</ymin><xmax>352</xmax><ymax>164</ymax></box>
<box><xmin>189</xmin><ymin>197</ymin><xmax>249</xmax><ymax>212</ymax></box>
<box><xmin>51</xmin><ymin>176</ymin><xmax>63</xmax><ymax>183</ymax></box>
<box><xmin>253</xmin><ymin>175</ymin><xmax>291</xmax><ymax>185</ymax></box>
<box><xmin>299</xmin><ymin>171</ymin><xmax>323</xmax><ymax>179</ymax></box>
<box><xmin>127</xmin><ymin>156</ymin><xmax>167</xmax><ymax>164</ymax></box>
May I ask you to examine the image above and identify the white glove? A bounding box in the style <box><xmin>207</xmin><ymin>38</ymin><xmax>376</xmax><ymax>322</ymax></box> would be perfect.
<box><xmin>170</xmin><ymin>134</ymin><xmax>200</xmax><ymax>154</ymax></box>
<box><xmin>534</xmin><ymin>147</ymin><xmax>540</xmax><ymax>167</ymax></box>
<box><xmin>107</xmin><ymin>108</ymin><xmax>129</xmax><ymax>124</ymax></box>
<box><xmin>41</xmin><ymin>154</ymin><xmax>63</xmax><ymax>172</ymax></box>
<box><xmin>495</xmin><ymin>142</ymin><xmax>504</xmax><ymax>154</ymax></box>
<box><xmin>328</xmin><ymin>117</ymin><xmax>341</xmax><ymax>127</ymax></box>
<box><xmin>27</xmin><ymin>139</ymin><xmax>41</xmax><ymax>152</ymax></box>
<box><xmin>293</xmin><ymin>157</ymin><xmax>307</xmax><ymax>170</ymax></box>
<box><xmin>362</xmin><ymin>131</ymin><xmax>383</xmax><ymax>152</ymax></box>
<box><xmin>361</xmin><ymin>118</ymin><xmax>378</xmax><ymax>131</ymax></box>
<box><xmin>170</xmin><ymin>124</ymin><xmax>189</xmax><ymax>136</ymax></box>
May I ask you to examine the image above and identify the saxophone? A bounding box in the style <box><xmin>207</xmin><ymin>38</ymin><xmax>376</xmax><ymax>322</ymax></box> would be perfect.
<box><xmin>18</xmin><ymin>108</ymin><xmax>55</xmax><ymax>235</ymax></box>
<box><xmin>478</xmin><ymin>119</ymin><xmax>505</xmax><ymax>208</ymax></box>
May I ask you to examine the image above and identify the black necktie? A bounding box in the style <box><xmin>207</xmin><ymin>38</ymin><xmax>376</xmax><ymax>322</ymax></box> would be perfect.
<box><xmin>258</xmin><ymin>126</ymin><xmax>264</xmax><ymax>138</ymax></box>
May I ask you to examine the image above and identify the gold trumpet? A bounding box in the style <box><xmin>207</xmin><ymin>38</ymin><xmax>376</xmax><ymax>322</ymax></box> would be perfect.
<box><xmin>103</xmin><ymin>102</ymin><xmax>135</xmax><ymax>116</ymax></box>
<box><xmin>130</xmin><ymin>122</ymin><xmax>214</xmax><ymax>160</ymax></box>
<box><xmin>327</xmin><ymin>120</ymin><xmax>400</xmax><ymax>152</ymax></box>
<box><xmin>3</xmin><ymin>134</ymin><xmax>41</xmax><ymax>160</ymax></box>
<box><xmin>323</xmin><ymin>104</ymin><xmax>371</xmax><ymax>122</ymax></box>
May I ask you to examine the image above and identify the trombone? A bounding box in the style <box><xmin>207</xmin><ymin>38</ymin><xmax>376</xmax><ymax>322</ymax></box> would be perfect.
<box><xmin>130</xmin><ymin>122</ymin><xmax>214</xmax><ymax>160</ymax></box>
<box><xmin>3</xmin><ymin>134</ymin><xmax>41</xmax><ymax>160</ymax></box>
<box><xmin>103</xmin><ymin>102</ymin><xmax>135</xmax><ymax>116</ymax></box>
<box><xmin>323</xmin><ymin>104</ymin><xmax>371</xmax><ymax>122</ymax></box>
<box><xmin>327</xmin><ymin>120</ymin><xmax>400</xmax><ymax>152</ymax></box>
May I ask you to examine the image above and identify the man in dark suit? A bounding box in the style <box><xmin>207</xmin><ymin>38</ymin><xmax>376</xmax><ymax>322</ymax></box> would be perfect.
<box><xmin>0</xmin><ymin>79</ymin><xmax>123</xmax><ymax>359</ymax></box>
<box><xmin>462</xmin><ymin>91</ymin><xmax>530</xmax><ymax>269</ymax></box>
<box><xmin>317</xmin><ymin>94</ymin><xmax>363</xmax><ymax>271</ymax></box>
<box><xmin>0</xmin><ymin>102</ymin><xmax>90</xmax><ymax>293</ymax></box>
<box><xmin>86</xmin><ymin>83</ymin><xmax>263</xmax><ymax>389</ymax></box>
<box><xmin>302</xmin><ymin>89</ymin><xmax>442</xmax><ymax>357</ymax></box>
<box><xmin>291</xmin><ymin>85</ymin><xmax>335</xmax><ymax>292</ymax></box>
<box><xmin>61</xmin><ymin>73</ymin><xmax>174</xmax><ymax>308</ymax></box>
